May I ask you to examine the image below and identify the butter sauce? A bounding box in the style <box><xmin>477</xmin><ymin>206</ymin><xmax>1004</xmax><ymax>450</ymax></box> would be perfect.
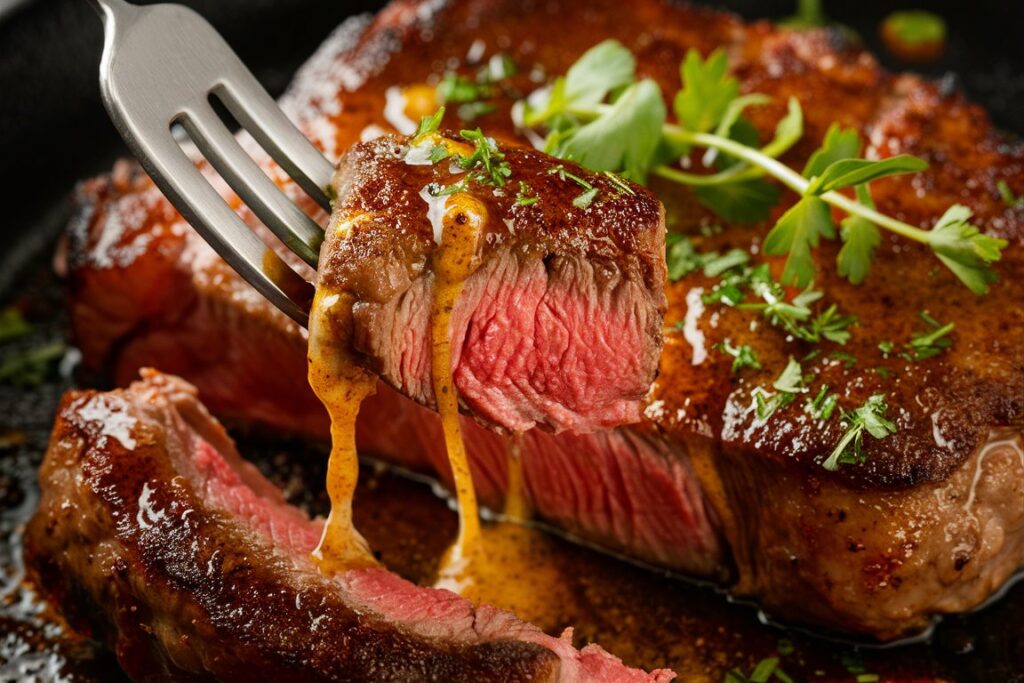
<box><xmin>428</xmin><ymin>191</ymin><xmax>487</xmax><ymax>582</ymax></box>
<box><xmin>307</xmin><ymin>288</ymin><xmax>378</xmax><ymax>571</ymax></box>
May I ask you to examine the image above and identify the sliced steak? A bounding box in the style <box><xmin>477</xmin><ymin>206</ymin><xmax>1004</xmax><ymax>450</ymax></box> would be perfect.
<box><xmin>25</xmin><ymin>371</ymin><xmax>672</xmax><ymax>682</ymax></box>
<box><xmin>64</xmin><ymin>0</ymin><xmax>1024</xmax><ymax>640</ymax></box>
<box><xmin>320</xmin><ymin>134</ymin><xmax>665</xmax><ymax>433</ymax></box>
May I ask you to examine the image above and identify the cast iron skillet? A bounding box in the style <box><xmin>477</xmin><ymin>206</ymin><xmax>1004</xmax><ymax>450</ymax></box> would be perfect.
<box><xmin>0</xmin><ymin>1</ymin><xmax>1021</xmax><ymax>681</ymax></box>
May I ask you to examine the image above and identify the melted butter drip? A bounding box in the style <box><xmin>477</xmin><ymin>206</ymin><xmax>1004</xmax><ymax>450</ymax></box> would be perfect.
<box><xmin>429</xmin><ymin>193</ymin><xmax>487</xmax><ymax>562</ymax></box>
<box><xmin>503</xmin><ymin>436</ymin><xmax>528</xmax><ymax>521</ymax></box>
<box><xmin>426</xmin><ymin>196</ymin><xmax>569</xmax><ymax>627</ymax></box>
<box><xmin>307</xmin><ymin>287</ymin><xmax>379</xmax><ymax>572</ymax></box>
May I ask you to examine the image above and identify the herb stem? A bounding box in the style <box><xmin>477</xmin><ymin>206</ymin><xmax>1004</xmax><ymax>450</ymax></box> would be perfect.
<box><xmin>664</xmin><ymin>125</ymin><xmax>934</xmax><ymax>245</ymax></box>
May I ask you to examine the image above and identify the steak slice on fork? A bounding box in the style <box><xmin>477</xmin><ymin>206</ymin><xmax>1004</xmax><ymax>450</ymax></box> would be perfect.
<box><xmin>319</xmin><ymin>133</ymin><xmax>665</xmax><ymax>434</ymax></box>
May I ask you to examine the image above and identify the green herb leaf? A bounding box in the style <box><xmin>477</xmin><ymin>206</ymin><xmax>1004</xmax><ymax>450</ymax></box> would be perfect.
<box><xmin>753</xmin><ymin>357</ymin><xmax>805</xmax><ymax>421</ymax></box>
<box><xmin>703</xmin><ymin>249</ymin><xmax>750</xmax><ymax>277</ymax></box>
<box><xmin>773</xmin><ymin>356</ymin><xmax>806</xmax><ymax>394</ymax></box>
<box><xmin>559</xmin><ymin>79</ymin><xmax>666</xmax><ymax>182</ymax></box>
<box><xmin>883</xmin><ymin>10</ymin><xmax>946</xmax><ymax>45</ymax></box>
<box><xmin>806</xmin><ymin>155</ymin><xmax>928</xmax><ymax>195</ymax></box>
<box><xmin>0</xmin><ymin>308</ymin><xmax>32</xmax><ymax>344</ymax></box>
<box><xmin>694</xmin><ymin>179</ymin><xmax>781</xmax><ymax>224</ymax></box>
<box><xmin>749</xmin><ymin>657</ymin><xmax>779</xmax><ymax>683</ymax></box>
<box><xmin>603</xmin><ymin>171</ymin><xmax>636</xmax><ymax>196</ymax></box>
<box><xmin>0</xmin><ymin>341</ymin><xmax>66</xmax><ymax>388</ymax></box>
<box><xmin>428</xmin><ymin>145</ymin><xmax>450</xmax><ymax>164</ymax></box>
<box><xmin>457</xmin><ymin>128</ymin><xmax>512</xmax><ymax>187</ymax></box>
<box><xmin>780</xmin><ymin>0</ymin><xmax>827</xmax><ymax>28</ymax></box>
<box><xmin>716</xmin><ymin>338</ymin><xmax>762</xmax><ymax>374</ymax></box>
<box><xmin>900</xmin><ymin>310</ymin><xmax>954</xmax><ymax>361</ymax></box>
<box><xmin>998</xmin><ymin>180</ymin><xmax>1024</xmax><ymax>208</ymax></box>
<box><xmin>413</xmin><ymin>107</ymin><xmax>446</xmax><ymax>138</ymax></box>
<box><xmin>810</xmin><ymin>304</ymin><xmax>858</xmax><ymax>345</ymax></box>
<box><xmin>675</xmin><ymin>48</ymin><xmax>738</xmax><ymax>133</ymax></box>
<box><xmin>564</xmin><ymin>39</ymin><xmax>636</xmax><ymax>107</ymax></box>
<box><xmin>573</xmin><ymin>187</ymin><xmax>600</xmax><ymax>208</ymax></box>
<box><xmin>837</xmin><ymin>184</ymin><xmax>881</xmax><ymax>284</ymax></box>
<box><xmin>823</xmin><ymin>394</ymin><xmax>896</xmax><ymax>470</ymax></box>
<box><xmin>666</xmin><ymin>233</ymin><xmax>701</xmax><ymax>281</ymax></box>
<box><xmin>803</xmin><ymin>123</ymin><xmax>861</xmax><ymax>179</ymax></box>
<box><xmin>515</xmin><ymin>181</ymin><xmax>539</xmax><ymax>206</ymax></box>
<box><xmin>437</xmin><ymin>73</ymin><xmax>492</xmax><ymax>104</ymax></box>
<box><xmin>927</xmin><ymin>204</ymin><xmax>1008</xmax><ymax>295</ymax></box>
<box><xmin>763</xmin><ymin>196</ymin><xmax>835</xmax><ymax>287</ymax></box>
<box><xmin>805</xmin><ymin>385</ymin><xmax>838</xmax><ymax>420</ymax></box>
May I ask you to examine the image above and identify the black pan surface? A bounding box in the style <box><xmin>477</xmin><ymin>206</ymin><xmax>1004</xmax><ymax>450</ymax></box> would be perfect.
<box><xmin>0</xmin><ymin>1</ymin><xmax>1021</xmax><ymax>681</ymax></box>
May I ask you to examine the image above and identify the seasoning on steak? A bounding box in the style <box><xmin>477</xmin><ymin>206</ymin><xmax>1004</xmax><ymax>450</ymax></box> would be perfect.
<box><xmin>64</xmin><ymin>0</ymin><xmax>1024</xmax><ymax>640</ymax></box>
<box><xmin>25</xmin><ymin>371</ymin><xmax>673</xmax><ymax>682</ymax></box>
<box><xmin>319</xmin><ymin>134</ymin><xmax>665</xmax><ymax>434</ymax></box>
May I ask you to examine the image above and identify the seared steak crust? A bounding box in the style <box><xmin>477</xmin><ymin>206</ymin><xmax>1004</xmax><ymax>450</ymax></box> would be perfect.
<box><xmin>63</xmin><ymin>0</ymin><xmax>1024</xmax><ymax>639</ymax></box>
<box><xmin>320</xmin><ymin>135</ymin><xmax>666</xmax><ymax>433</ymax></box>
<box><xmin>25</xmin><ymin>372</ymin><xmax>669</xmax><ymax>682</ymax></box>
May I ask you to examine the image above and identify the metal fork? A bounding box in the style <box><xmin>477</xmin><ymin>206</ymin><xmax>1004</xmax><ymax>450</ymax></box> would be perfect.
<box><xmin>88</xmin><ymin>0</ymin><xmax>337</xmax><ymax>326</ymax></box>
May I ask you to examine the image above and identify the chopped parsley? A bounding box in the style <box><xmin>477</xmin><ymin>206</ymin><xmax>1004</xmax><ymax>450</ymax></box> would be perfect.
<box><xmin>723</xmin><ymin>656</ymin><xmax>795</xmax><ymax>683</ymax></box>
<box><xmin>603</xmin><ymin>171</ymin><xmax>636</xmax><ymax>196</ymax></box>
<box><xmin>413</xmin><ymin>107</ymin><xmax>445</xmax><ymax>138</ymax></box>
<box><xmin>753</xmin><ymin>357</ymin><xmax>806</xmax><ymax>420</ymax></box>
<box><xmin>740</xmin><ymin>282</ymin><xmax>857</xmax><ymax>345</ymax></box>
<box><xmin>0</xmin><ymin>341</ymin><xmax>66</xmax><ymax>388</ymax></box>
<box><xmin>805</xmin><ymin>384</ymin><xmax>838</xmax><ymax>420</ymax></box>
<box><xmin>436</xmin><ymin>53</ymin><xmax>517</xmax><ymax>122</ymax></box>
<box><xmin>666</xmin><ymin>234</ymin><xmax>703</xmax><ymax>281</ymax></box>
<box><xmin>876</xmin><ymin>309</ymin><xmax>954</xmax><ymax>362</ymax></box>
<box><xmin>458</xmin><ymin>128</ymin><xmax>512</xmax><ymax>187</ymax></box>
<box><xmin>716</xmin><ymin>339</ymin><xmax>761</xmax><ymax>374</ymax></box>
<box><xmin>0</xmin><ymin>308</ymin><xmax>31</xmax><ymax>344</ymax></box>
<box><xmin>437</xmin><ymin>72</ymin><xmax>493</xmax><ymax>104</ymax></box>
<box><xmin>829</xmin><ymin>351</ymin><xmax>857</xmax><ymax>369</ymax></box>
<box><xmin>822</xmin><ymin>394</ymin><xmax>897</xmax><ymax>470</ymax></box>
<box><xmin>998</xmin><ymin>180</ymin><xmax>1024</xmax><ymax>209</ymax></box>
<box><xmin>515</xmin><ymin>181</ymin><xmax>539</xmax><ymax>206</ymax></box>
<box><xmin>899</xmin><ymin>310</ymin><xmax>954</xmax><ymax>361</ymax></box>
<box><xmin>548</xmin><ymin>164</ymin><xmax>600</xmax><ymax>208</ymax></box>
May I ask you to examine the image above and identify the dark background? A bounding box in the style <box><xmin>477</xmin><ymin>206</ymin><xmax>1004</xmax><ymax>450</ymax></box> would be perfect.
<box><xmin>0</xmin><ymin>0</ymin><xmax>1023</xmax><ymax>292</ymax></box>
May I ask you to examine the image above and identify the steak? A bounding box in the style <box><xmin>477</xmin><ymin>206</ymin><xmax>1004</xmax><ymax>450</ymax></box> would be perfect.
<box><xmin>320</xmin><ymin>134</ymin><xmax>665</xmax><ymax>433</ymax></box>
<box><xmin>25</xmin><ymin>371</ymin><xmax>672</xmax><ymax>682</ymax></box>
<box><xmin>64</xmin><ymin>0</ymin><xmax>1024</xmax><ymax>640</ymax></box>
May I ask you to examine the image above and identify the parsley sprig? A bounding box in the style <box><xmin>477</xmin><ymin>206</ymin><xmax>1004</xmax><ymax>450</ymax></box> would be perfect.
<box><xmin>519</xmin><ymin>41</ymin><xmax>1008</xmax><ymax>294</ymax></box>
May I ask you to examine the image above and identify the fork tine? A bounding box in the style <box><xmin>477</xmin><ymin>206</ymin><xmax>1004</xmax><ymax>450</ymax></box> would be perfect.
<box><xmin>179</xmin><ymin>101</ymin><xmax>324</xmax><ymax>267</ymax></box>
<box><xmin>145</xmin><ymin>130</ymin><xmax>312</xmax><ymax>326</ymax></box>
<box><xmin>214</xmin><ymin>79</ymin><xmax>336</xmax><ymax>212</ymax></box>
